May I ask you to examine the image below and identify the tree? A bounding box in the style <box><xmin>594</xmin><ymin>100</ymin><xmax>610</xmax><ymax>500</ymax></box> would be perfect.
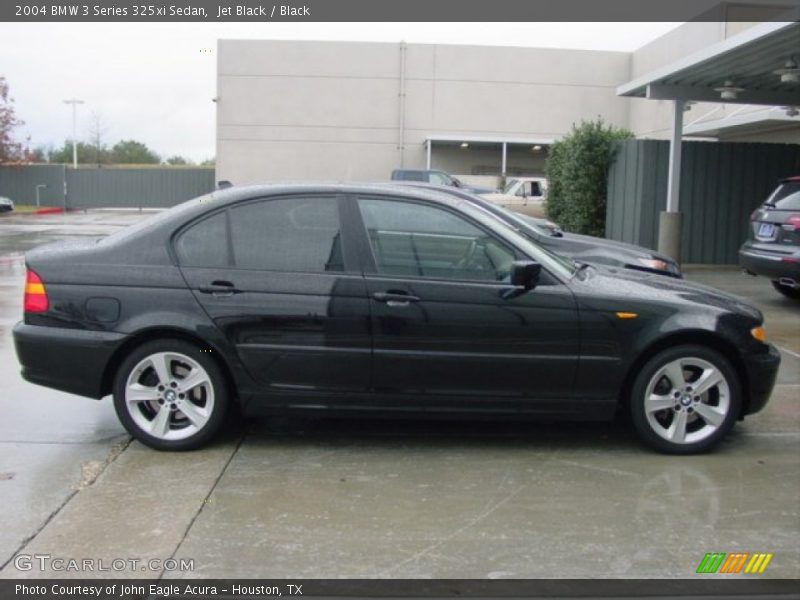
<box><xmin>111</xmin><ymin>139</ymin><xmax>160</xmax><ymax>164</ymax></box>
<box><xmin>200</xmin><ymin>157</ymin><xmax>215</xmax><ymax>167</ymax></box>
<box><xmin>87</xmin><ymin>110</ymin><xmax>110</xmax><ymax>166</ymax></box>
<box><xmin>545</xmin><ymin>119</ymin><xmax>633</xmax><ymax>237</ymax></box>
<box><xmin>164</xmin><ymin>155</ymin><xmax>191</xmax><ymax>165</ymax></box>
<box><xmin>0</xmin><ymin>76</ymin><xmax>27</xmax><ymax>163</ymax></box>
<box><xmin>48</xmin><ymin>140</ymin><xmax>96</xmax><ymax>164</ymax></box>
<box><xmin>28</xmin><ymin>145</ymin><xmax>51</xmax><ymax>163</ymax></box>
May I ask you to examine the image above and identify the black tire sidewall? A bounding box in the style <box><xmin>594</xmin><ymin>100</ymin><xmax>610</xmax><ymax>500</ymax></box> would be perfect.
<box><xmin>772</xmin><ymin>280</ymin><xmax>800</xmax><ymax>300</ymax></box>
<box><xmin>630</xmin><ymin>344</ymin><xmax>741</xmax><ymax>454</ymax></box>
<box><xmin>113</xmin><ymin>339</ymin><xmax>229</xmax><ymax>451</ymax></box>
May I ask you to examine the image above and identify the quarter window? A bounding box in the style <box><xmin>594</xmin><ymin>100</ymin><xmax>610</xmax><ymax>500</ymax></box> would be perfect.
<box><xmin>358</xmin><ymin>198</ymin><xmax>515</xmax><ymax>282</ymax></box>
<box><xmin>174</xmin><ymin>212</ymin><xmax>229</xmax><ymax>267</ymax></box>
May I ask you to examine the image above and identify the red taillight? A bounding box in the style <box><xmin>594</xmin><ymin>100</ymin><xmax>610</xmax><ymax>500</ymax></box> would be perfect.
<box><xmin>786</xmin><ymin>214</ymin><xmax>800</xmax><ymax>230</ymax></box>
<box><xmin>750</xmin><ymin>209</ymin><xmax>759</xmax><ymax>222</ymax></box>
<box><xmin>24</xmin><ymin>269</ymin><xmax>49</xmax><ymax>313</ymax></box>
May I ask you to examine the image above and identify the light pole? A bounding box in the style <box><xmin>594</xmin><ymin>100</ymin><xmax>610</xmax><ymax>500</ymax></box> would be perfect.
<box><xmin>63</xmin><ymin>98</ymin><xmax>84</xmax><ymax>169</ymax></box>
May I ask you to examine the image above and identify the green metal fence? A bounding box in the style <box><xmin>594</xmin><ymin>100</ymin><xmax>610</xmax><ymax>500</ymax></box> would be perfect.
<box><xmin>0</xmin><ymin>165</ymin><xmax>216</xmax><ymax>209</ymax></box>
<box><xmin>606</xmin><ymin>140</ymin><xmax>800</xmax><ymax>264</ymax></box>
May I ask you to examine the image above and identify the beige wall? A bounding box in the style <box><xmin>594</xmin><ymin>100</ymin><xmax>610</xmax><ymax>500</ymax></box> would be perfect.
<box><xmin>217</xmin><ymin>23</ymin><xmax>797</xmax><ymax>184</ymax></box>
<box><xmin>217</xmin><ymin>40</ymin><xmax>629</xmax><ymax>183</ymax></box>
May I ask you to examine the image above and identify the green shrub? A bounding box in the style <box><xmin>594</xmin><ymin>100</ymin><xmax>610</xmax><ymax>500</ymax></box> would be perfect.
<box><xmin>545</xmin><ymin>119</ymin><xmax>633</xmax><ymax>237</ymax></box>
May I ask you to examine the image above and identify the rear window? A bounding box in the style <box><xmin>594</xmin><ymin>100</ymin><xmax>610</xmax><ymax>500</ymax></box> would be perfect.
<box><xmin>766</xmin><ymin>182</ymin><xmax>800</xmax><ymax>210</ymax></box>
<box><xmin>394</xmin><ymin>170</ymin><xmax>424</xmax><ymax>182</ymax></box>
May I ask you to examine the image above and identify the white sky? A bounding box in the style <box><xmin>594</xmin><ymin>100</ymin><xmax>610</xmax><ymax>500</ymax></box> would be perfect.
<box><xmin>0</xmin><ymin>22</ymin><xmax>680</xmax><ymax>162</ymax></box>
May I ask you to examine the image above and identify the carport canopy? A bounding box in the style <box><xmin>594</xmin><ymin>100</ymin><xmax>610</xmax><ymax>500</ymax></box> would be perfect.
<box><xmin>616</xmin><ymin>16</ymin><xmax>800</xmax><ymax>262</ymax></box>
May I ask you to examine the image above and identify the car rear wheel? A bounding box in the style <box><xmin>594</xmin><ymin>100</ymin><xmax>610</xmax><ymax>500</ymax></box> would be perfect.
<box><xmin>771</xmin><ymin>280</ymin><xmax>800</xmax><ymax>300</ymax></box>
<box><xmin>113</xmin><ymin>339</ymin><xmax>228</xmax><ymax>450</ymax></box>
<box><xmin>630</xmin><ymin>345</ymin><xmax>741</xmax><ymax>454</ymax></box>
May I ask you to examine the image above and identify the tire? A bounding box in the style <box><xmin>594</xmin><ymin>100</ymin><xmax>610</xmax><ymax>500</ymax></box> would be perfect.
<box><xmin>629</xmin><ymin>344</ymin><xmax>741</xmax><ymax>454</ymax></box>
<box><xmin>113</xmin><ymin>339</ymin><xmax>229</xmax><ymax>451</ymax></box>
<box><xmin>771</xmin><ymin>280</ymin><xmax>800</xmax><ymax>300</ymax></box>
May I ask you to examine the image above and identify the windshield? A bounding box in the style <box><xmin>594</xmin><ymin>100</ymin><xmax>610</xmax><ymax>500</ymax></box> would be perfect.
<box><xmin>455</xmin><ymin>199</ymin><xmax>577</xmax><ymax>278</ymax></box>
<box><xmin>766</xmin><ymin>182</ymin><xmax>800</xmax><ymax>210</ymax></box>
<box><xmin>502</xmin><ymin>180</ymin><xmax>519</xmax><ymax>194</ymax></box>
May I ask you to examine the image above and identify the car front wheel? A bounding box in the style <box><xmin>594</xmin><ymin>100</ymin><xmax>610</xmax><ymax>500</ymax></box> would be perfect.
<box><xmin>113</xmin><ymin>339</ymin><xmax>228</xmax><ymax>450</ymax></box>
<box><xmin>630</xmin><ymin>345</ymin><xmax>741</xmax><ymax>454</ymax></box>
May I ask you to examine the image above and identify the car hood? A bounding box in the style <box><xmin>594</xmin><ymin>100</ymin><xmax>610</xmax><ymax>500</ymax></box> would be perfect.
<box><xmin>561</xmin><ymin>231</ymin><xmax>657</xmax><ymax>258</ymax></box>
<box><xmin>573</xmin><ymin>264</ymin><xmax>762</xmax><ymax>321</ymax></box>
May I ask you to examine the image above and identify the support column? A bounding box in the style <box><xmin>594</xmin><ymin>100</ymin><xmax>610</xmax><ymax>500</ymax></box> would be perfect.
<box><xmin>501</xmin><ymin>142</ymin><xmax>507</xmax><ymax>176</ymax></box>
<box><xmin>426</xmin><ymin>139</ymin><xmax>432</xmax><ymax>170</ymax></box>
<box><xmin>658</xmin><ymin>100</ymin><xmax>684</xmax><ymax>263</ymax></box>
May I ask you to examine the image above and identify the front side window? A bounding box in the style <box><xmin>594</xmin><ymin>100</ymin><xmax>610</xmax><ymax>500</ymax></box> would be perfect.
<box><xmin>358</xmin><ymin>198</ymin><xmax>515</xmax><ymax>282</ymax></box>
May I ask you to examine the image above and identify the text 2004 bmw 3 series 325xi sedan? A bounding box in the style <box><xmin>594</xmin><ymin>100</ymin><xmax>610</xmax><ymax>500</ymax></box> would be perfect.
<box><xmin>13</xmin><ymin>184</ymin><xmax>780</xmax><ymax>453</ymax></box>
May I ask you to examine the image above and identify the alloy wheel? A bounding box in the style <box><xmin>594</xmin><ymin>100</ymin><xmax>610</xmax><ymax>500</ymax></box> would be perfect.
<box><xmin>124</xmin><ymin>351</ymin><xmax>215</xmax><ymax>441</ymax></box>
<box><xmin>643</xmin><ymin>356</ymin><xmax>730</xmax><ymax>446</ymax></box>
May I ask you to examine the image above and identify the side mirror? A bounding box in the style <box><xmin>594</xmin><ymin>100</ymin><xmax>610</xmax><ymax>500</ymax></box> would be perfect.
<box><xmin>510</xmin><ymin>260</ymin><xmax>541</xmax><ymax>289</ymax></box>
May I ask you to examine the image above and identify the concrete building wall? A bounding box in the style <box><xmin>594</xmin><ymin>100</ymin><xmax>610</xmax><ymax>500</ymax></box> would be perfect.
<box><xmin>217</xmin><ymin>40</ymin><xmax>630</xmax><ymax>183</ymax></box>
<box><xmin>217</xmin><ymin>20</ymin><xmax>798</xmax><ymax>184</ymax></box>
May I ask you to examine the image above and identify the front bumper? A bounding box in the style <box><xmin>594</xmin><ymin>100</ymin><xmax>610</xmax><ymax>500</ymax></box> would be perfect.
<box><xmin>739</xmin><ymin>244</ymin><xmax>800</xmax><ymax>282</ymax></box>
<box><xmin>13</xmin><ymin>322</ymin><xmax>127</xmax><ymax>399</ymax></box>
<box><xmin>742</xmin><ymin>343</ymin><xmax>781</xmax><ymax>416</ymax></box>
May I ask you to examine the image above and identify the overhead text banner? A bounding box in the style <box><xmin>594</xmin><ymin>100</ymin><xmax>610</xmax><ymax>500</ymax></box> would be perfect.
<box><xmin>3</xmin><ymin>0</ymin><xmax>800</xmax><ymax>22</ymax></box>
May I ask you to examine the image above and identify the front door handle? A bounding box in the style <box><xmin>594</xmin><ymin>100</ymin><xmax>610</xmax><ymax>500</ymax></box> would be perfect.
<box><xmin>198</xmin><ymin>280</ymin><xmax>241</xmax><ymax>296</ymax></box>
<box><xmin>372</xmin><ymin>291</ymin><xmax>420</xmax><ymax>306</ymax></box>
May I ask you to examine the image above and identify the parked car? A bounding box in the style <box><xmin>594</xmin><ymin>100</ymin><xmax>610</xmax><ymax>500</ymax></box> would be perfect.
<box><xmin>739</xmin><ymin>176</ymin><xmax>800</xmax><ymax>299</ymax></box>
<box><xmin>14</xmin><ymin>184</ymin><xmax>778</xmax><ymax>453</ymax></box>
<box><xmin>389</xmin><ymin>182</ymin><xmax>681</xmax><ymax>278</ymax></box>
<box><xmin>480</xmin><ymin>177</ymin><xmax>548</xmax><ymax>218</ymax></box>
<box><xmin>0</xmin><ymin>196</ymin><xmax>14</xmax><ymax>213</ymax></box>
<box><xmin>390</xmin><ymin>168</ymin><xmax>496</xmax><ymax>194</ymax></box>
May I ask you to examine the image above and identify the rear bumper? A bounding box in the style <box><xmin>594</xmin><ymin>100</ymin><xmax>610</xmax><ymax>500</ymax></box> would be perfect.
<box><xmin>742</xmin><ymin>343</ymin><xmax>781</xmax><ymax>416</ymax></box>
<box><xmin>13</xmin><ymin>322</ymin><xmax>127</xmax><ymax>399</ymax></box>
<box><xmin>739</xmin><ymin>244</ymin><xmax>800</xmax><ymax>282</ymax></box>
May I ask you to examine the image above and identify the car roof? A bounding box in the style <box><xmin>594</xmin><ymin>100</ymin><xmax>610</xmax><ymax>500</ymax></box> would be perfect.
<box><xmin>185</xmin><ymin>182</ymin><xmax>471</xmax><ymax>216</ymax></box>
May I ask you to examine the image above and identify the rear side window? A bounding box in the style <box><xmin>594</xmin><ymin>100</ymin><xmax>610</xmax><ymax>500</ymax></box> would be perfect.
<box><xmin>767</xmin><ymin>182</ymin><xmax>800</xmax><ymax>210</ymax></box>
<box><xmin>174</xmin><ymin>212</ymin><xmax>229</xmax><ymax>267</ymax></box>
<box><xmin>229</xmin><ymin>197</ymin><xmax>343</xmax><ymax>273</ymax></box>
<box><xmin>176</xmin><ymin>196</ymin><xmax>344</xmax><ymax>273</ymax></box>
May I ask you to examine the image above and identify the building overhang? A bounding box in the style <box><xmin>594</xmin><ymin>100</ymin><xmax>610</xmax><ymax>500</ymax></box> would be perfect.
<box><xmin>425</xmin><ymin>135</ymin><xmax>554</xmax><ymax>149</ymax></box>
<box><xmin>617</xmin><ymin>16</ymin><xmax>800</xmax><ymax>108</ymax></box>
<box><xmin>684</xmin><ymin>107</ymin><xmax>800</xmax><ymax>137</ymax></box>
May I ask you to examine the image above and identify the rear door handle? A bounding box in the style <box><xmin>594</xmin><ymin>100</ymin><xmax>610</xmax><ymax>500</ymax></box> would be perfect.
<box><xmin>372</xmin><ymin>291</ymin><xmax>420</xmax><ymax>306</ymax></box>
<box><xmin>198</xmin><ymin>280</ymin><xmax>241</xmax><ymax>296</ymax></box>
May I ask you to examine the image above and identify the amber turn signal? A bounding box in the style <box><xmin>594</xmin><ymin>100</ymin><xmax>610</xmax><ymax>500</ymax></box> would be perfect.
<box><xmin>615</xmin><ymin>312</ymin><xmax>638</xmax><ymax>320</ymax></box>
<box><xmin>750</xmin><ymin>326</ymin><xmax>767</xmax><ymax>343</ymax></box>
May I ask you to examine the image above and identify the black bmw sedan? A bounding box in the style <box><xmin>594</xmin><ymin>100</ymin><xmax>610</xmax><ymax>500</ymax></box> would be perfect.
<box><xmin>13</xmin><ymin>184</ymin><xmax>779</xmax><ymax>453</ymax></box>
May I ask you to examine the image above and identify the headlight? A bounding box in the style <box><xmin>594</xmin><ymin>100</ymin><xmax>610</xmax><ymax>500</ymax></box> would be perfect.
<box><xmin>636</xmin><ymin>257</ymin><xmax>669</xmax><ymax>271</ymax></box>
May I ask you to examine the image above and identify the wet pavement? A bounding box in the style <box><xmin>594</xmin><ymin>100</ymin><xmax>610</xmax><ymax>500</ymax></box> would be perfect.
<box><xmin>0</xmin><ymin>211</ymin><xmax>797</xmax><ymax>579</ymax></box>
